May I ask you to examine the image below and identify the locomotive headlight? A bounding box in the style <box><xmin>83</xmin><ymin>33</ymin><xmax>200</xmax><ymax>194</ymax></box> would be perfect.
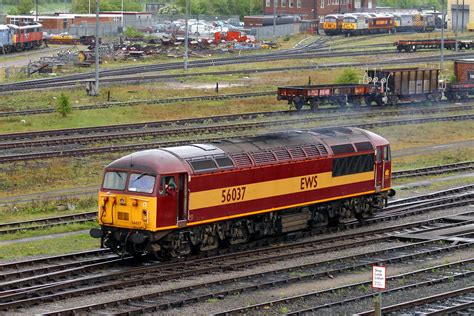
<box><xmin>142</xmin><ymin>210</ymin><xmax>149</xmax><ymax>223</ymax></box>
<box><xmin>132</xmin><ymin>199</ymin><xmax>138</xmax><ymax>207</ymax></box>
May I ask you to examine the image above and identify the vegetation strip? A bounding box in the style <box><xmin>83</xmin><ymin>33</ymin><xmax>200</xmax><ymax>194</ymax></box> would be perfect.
<box><xmin>0</xmin><ymin>91</ymin><xmax>276</xmax><ymax>118</ymax></box>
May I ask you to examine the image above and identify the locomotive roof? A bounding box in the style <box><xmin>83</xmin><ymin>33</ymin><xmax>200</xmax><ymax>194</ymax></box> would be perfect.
<box><xmin>0</xmin><ymin>25</ymin><xmax>9</xmax><ymax>30</ymax></box>
<box><xmin>105</xmin><ymin>127</ymin><xmax>388</xmax><ymax>175</ymax></box>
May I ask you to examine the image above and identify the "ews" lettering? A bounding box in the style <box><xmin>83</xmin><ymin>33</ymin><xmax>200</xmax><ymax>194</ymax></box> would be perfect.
<box><xmin>300</xmin><ymin>175</ymin><xmax>318</xmax><ymax>190</ymax></box>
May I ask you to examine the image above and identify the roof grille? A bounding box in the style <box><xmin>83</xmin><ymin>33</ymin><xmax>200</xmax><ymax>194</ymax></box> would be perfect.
<box><xmin>302</xmin><ymin>145</ymin><xmax>321</xmax><ymax>157</ymax></box>
<box><xmin>317</xmin><ymin>144</ymin><xmax>328</xmax><ymax>155</ymax></box>
<box><xmin>272</xmin><ymin>148</ymin><xmax>292</xmax><ymax>161</ymax></box>
<box><xmin>289</xmin><ymin>146</ymin><xmax>306</xmax><ymax>159</ymax></box>
<box><xmin>251</xmin><ymin>151</ymin><xmax>277</xmax><ymax>164</ymax></box>
<box><xmin>231</xmin><ymin>153</ymin><xmax>253</xmax><ymax>167</ymax></box>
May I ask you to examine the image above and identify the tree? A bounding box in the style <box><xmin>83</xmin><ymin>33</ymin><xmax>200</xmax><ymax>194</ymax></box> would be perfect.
<box><xmin>56</xmin><ymin>93</ymin><xmax>72</xmax><ymax>117</ymax></box>
<box><xmin>72</xmin><ymin>0</ymin><xmax>142</xmax><ymax>14</ymax></box>
<box><xmin>8</xmin><ymin>0</ymin><xmax>34</xmax><ymax>15</ymax></box>
<box><xmin>335</xmin><ymin>68</ymin><xmax>359</xmax><ymax>84</ymax></box>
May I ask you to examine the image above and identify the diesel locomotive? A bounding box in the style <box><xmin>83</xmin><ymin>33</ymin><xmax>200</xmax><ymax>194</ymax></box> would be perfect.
<box><xmin>0</xmin><ymin>22</ymin><xmax>43</xmax><ymax>53</ymax></box>
<box><xmin>90</xmin><ymin>127</ymin><xmax>394</xmax><ymax>259</ymax></box>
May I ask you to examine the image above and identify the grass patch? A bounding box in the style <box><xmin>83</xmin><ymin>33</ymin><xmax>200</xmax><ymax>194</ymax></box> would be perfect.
<box><xmin>0</xmin><ymin>233</ymin><xmax>99</xmax><ymax>260</ymax></box>
<box><xmin>392</xmin><ymin>148</ymin><xmax>474</xmax><ymax>171</ymax></box>
<box><xmin>0</xmin><ymin>222</ymin><xmax>98</xmax><ymax>242</ymax></box>
<box><xmin>0</xmin><ymin>197</ymin><xmax>97</xmax><ymax>222</ymax></box>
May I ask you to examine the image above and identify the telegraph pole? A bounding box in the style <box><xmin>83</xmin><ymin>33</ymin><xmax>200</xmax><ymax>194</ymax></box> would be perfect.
<box><xmin>94</xmin><ymin>0</ymin><xmax>100</xmax><ymax>96</ymax></box>
<box><xmin>35</xmin><ymin>0</ymin><xmax>38</xmax><ymax>21</ymax></box>
<box><xmin>455</xmin><ymin>0</ymin><xmax>459</xmax><ymax>52</ymax></box>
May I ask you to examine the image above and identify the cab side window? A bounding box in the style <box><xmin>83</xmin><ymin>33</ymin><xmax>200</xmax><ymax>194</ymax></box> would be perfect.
<box><xmin>384</xmin><ymin>146</ymin><xmax>391</xmax><ymax>161</ymax></box>
<box><xmin>376</xmin><ymin>148</ymin><xmax>382</xmax><ymax>163</ymax></box>
<box><xmin>160</xmin><ymin>176</ymin><xmax>177</xmax><ymax>195</ymax></box>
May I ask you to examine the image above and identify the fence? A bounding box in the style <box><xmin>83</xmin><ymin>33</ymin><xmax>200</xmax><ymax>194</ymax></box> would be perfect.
<box><xmin>252</xmin><ymin>23</ymin><xmax>300</xmax><ymax>40</ymax></box>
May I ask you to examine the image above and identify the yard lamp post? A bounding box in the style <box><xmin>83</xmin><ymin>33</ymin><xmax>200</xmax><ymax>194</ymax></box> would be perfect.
<box><xmin>440</xmin><ymin>0</ymin><xmax>445</xmax><ymax>73</ymax></box>
<box><xmin>273</xmin><ymin>0</ymin><xmax>276</xmax><ymax>43</ymax></box>
<box><xmin>35</xmin><ymin>0</ymin><xmax>38</xmax><ymax>21</ymax></box>
<box><xmin>94</xmin><ymin>0</ymin><xmax>100</xmax><ymax>96</ymax></box>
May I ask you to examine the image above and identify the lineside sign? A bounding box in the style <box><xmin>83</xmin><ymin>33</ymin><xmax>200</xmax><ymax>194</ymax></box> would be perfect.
<box><xmin>372</xmin><ymin>265</ymin><xmax>386</xmax><ymax>289</ymax></box>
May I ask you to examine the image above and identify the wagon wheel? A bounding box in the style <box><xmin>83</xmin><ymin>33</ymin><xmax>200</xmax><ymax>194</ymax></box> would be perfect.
<box><xmin>460</xmin><ymin>92</ymin><xmax>469</xmax><ymax>100</ymax></box>
<box><xmin>293</xmin><ymin>97</ymin><xmax>304</xmax><ymax>111</ymax></box>
<box><xmin>309</xmin><ymin>100</ymin><xmax>319</xmax><ymax>111</ymax></box>
<box><xmin>338</xmin><ymin>97</ymin><xmax>347</xmax><ymax>107</ymax></box>
<box><xmin>375</xmin><ymin>95</ymin><xmax>384</xmax><ymax>106</ymax></box>
<box><xmin>351</xmin><ymin>97</ymin><xmax>362</xmax><ymax>107</ymax></box>
<box><xmin>364</xmin><ymin>96</ymin><xmax>373</xmax><ymax>106</ymax></box>
<box><xmin>389</xmin><ymin>96</ymin><xmax>399</xmax><ymax>106</ymax></box>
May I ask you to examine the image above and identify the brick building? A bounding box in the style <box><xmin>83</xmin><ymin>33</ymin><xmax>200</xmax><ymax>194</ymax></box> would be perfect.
<box><xmin>6</xmin><ymin>14</ymin><xmax>121</xmax><ymax>33</ymax></box>
<box><xmin>263</xmin><ymin>0</ymin><xmax>377</xmax><ymax>20</ymax></box>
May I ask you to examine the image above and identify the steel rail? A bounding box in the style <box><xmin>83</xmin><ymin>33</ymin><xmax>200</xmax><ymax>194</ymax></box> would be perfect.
<box><xmin>0</xmin><ymin>114</ymin><xmax>472</xmax><ymax>163</ymax></box>
<box><xmin>356</xmin><ymin>286</ymin><xmax>474</xmax><ymax>316</ymax></box>
<box><xmin>393</xmin><ymin>160</ymin><xmax>474</xmax><ymax>178</ymax></box>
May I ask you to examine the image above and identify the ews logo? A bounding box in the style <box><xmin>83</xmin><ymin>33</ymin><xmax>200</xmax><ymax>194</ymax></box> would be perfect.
<box><xmin>300</xmin><ymin>175</ymin><xmax>318</xmax><ymax>190</ymax></box>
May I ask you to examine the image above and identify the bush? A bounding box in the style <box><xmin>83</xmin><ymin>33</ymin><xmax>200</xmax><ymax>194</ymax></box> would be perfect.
<box><xmin>335</xmin><ymin>68</ymin><xmax>359</xmax><ymax>84</ymax></box>
<box><xmin>56</xmin><ymin>93</ymin><xmax>72</xmax><ymax>117</ymax></box>
<box><xmin>124</xmin><ymin>26</ymin><xmax>144</xmax><ymax>39</ymax></box>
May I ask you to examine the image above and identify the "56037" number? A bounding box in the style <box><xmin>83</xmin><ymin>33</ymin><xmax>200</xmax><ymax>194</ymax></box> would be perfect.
<box><xmin>221</xmin><ymin>186</ymin><xmax>246</xmax><ymax>203</ymax></box>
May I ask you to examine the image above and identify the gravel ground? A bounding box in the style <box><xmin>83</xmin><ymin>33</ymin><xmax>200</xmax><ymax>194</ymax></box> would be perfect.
<box><xmin>14</xmin><ymin>204</ymin><xmax>474</xmax><ymax>315</ymax></box>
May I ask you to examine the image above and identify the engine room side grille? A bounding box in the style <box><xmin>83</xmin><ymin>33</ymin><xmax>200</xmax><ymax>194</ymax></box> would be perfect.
<box><xmin>118</xmin><ymin>212</ymin><xmax>129</xmax><ymax>221</ymax></box>
<box><xmin>231</xmin><ymin>153</ymin><xmax>253</xmax><ymax>167</ymax></box>
<box><xmin>251</xmin><ymin>151</ymin><xmax>277</xmax><ymax>164</ymax></box>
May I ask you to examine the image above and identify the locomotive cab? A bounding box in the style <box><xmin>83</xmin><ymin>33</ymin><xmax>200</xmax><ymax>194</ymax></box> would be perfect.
<box><xmin>90</xmin><ymin>149</ymin><xmax>190</xmax><ymax>255</ymax></box>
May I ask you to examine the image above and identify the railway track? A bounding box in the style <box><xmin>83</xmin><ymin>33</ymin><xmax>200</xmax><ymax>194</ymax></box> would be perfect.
<box><xmin>220</xmin><ymin>259</ymin><xmax>474</xmax><ymax>315</ymax></box>
<box><xmin>29</xmin><ymin>212</ymin><xmax>474</xmax><ymax>315</ymax></box>
<box><xmin>392</xmin><ymin>160</ymin><xmax>474</xmax><ymax>179</ymax></box>
<box><xmin>357</xmin><ymin>286</ymin><xmax>474</xmax><ymax>315</ymax></box>
<box><xmin>0</xmin><ymin>113</ymin><xmax>472</xmax><ymax>163</ymax></box>
<box><xmin>0</xmin><ymin>49</ymin><xmax>471</xmax><ymax>92</ymax></box>
<box><xmin>2</xmin><ymin>103</ymin><xmax>470</xmax><ymax>143</ymax></box>
<box><xmin>0</xmin><ymin>48</ymin><xmax>394</xmax><ymax>92</ymax></box>
<box><xmin>0</xmin><ymin>212</ymin><xmax>96</xmax><ymax>235</ymax></box>
<box><xmin>1</xmin><ymin>193</ymin><xmax>473</xmax><ymax>312</ymax></box>
<box><xmin>2</xmin><ymin>105</ymin><xmax>471</xmax><ymax>151</ymax></box>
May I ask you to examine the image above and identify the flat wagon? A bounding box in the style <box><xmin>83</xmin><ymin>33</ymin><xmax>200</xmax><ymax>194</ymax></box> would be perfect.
<box><xmin>277</xmin><ymin>84</ymin><xmax>377</xmax><ymax>110</ymax></box>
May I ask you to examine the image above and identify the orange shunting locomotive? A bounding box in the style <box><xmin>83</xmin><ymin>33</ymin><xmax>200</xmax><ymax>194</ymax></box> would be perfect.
<box><xmin>90</xmin><ymin>127</ymin><xmax>395</xmax><ymax>259</ymax></box>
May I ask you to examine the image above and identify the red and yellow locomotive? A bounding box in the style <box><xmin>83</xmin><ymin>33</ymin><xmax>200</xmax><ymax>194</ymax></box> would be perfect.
<box><xmin>7</xmin><ymin>23</ymin><xmax>43</xmax><ymax>51</ymax></box>
<box><xmin>90</xmin><ymin>127</ymin><xmax>394</xmax><ymax>258</ymax></box>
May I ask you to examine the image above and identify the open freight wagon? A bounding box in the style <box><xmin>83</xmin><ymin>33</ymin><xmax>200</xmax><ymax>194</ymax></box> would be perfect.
<box><xmin>278</xmin><ymin>67</ymin><xmax>443</xmax><ymax>110</ymax></box>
